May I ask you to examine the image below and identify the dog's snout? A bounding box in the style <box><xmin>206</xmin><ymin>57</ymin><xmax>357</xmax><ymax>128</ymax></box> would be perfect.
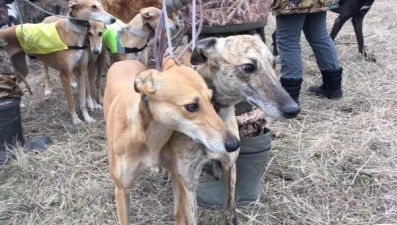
<box><xmin>224</xmin><ymin>132</ymin><xmax>240</xmax><ymax>153</ymax></box>
<box><xmin>110</xmin><ymin>17</ymin><xmax>116</xmax><ymax>24</ymax></box>
<box><xmin>283</xmin><ymin>104</ymin><xmax>301</xmax><ymax>118</ymax></box>
<box><xmin>92</xmin><ymin>48</ymin><xmax>100</xmax><ymax>55</ymax></box>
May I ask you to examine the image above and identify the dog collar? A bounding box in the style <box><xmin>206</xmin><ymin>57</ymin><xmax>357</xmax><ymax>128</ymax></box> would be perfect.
<box><xmin>69</xmin><ymin>12</ymin><xmax>91</xmax><ymax>28</ymax></box>
<box><xmin>209</xmin><ymin>86</ymin><xmax>230</xmax><ymax>113</ymax></box>
<box><xmin>123</xmin><ymin>44</ymin><xmax>148</xmax><ymax>54</ymax></box>
<box><xmin>142</xmin><ymin>94</ymin><xmax>149</xmax><ymax>109</ymax></box>
<box><xmin>144</xmin><ymin>21</ymin><xmax>155</xmax><ymax>32</ymax></box>
<box><xmin>213</xmin><ymin>101</ymin><xmax>230</xmax><ymax>114</ymax></box>
<box><xmin>67</xmin><ymin>45</ymin><xmax>88</xmax><ymax>50</ymax></box>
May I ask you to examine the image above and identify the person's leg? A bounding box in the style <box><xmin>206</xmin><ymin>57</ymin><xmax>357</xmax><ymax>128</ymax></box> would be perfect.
<box><xmin>303</xmin><ymin>12</ymin><xmax>343</xmax><ymax>98</ymax></box>
<box><xmin>276</xmin><ymin>14</ymin><xmax>306</xmax><ymax>104</ymax></box>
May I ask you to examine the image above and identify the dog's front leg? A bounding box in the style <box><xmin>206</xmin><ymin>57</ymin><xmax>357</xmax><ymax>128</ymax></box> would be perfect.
<box><xmin>86</xmin><ymin>58</ymin><xmax>102</xmax><ymax>110</ymax></box>
<box><xmin>95</xmin><ymin>48</ymin><xmax>108</xmax><ymax>105</ymax></box>
<box><xmin>75</xmin><ymin>65</ymin><xmax>96</xmax><ymax>123</ymax></box>
<box><xmin>220</xmin><ymin>159</ymin><xmax>241</xmax><ymax>225</ymax></box>
<box><xmin>168</xmin><ymin>133</ymin><xmax>207</xmax><ymax>225</ymax></box>
<box><xmin>43</xmin><ymin>63</ymin><xmax>52</xmax><ymax>95</ymax></box>
<box><xmin>59</xmin><ymin>69</ymin><xmax>82</xmax><ymax>125</ymax></box>
<box><xmin>110</xmin><ymin>154</ymin><xmax>144</xmax><ymax>225</ymax></box>
<box><xmin>352</xmin><ymin>8</ymin><xmax>375</xmax><ymax>62</ymax></box>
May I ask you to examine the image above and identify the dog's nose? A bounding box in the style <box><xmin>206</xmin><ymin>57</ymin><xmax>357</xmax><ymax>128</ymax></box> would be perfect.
<box><xmin>224</xmin><ymin>132</ymin><xmax>240</xmax><ymax>153</ymax></box>
<box><xmin>92</xmin><ymin>49</ymin><xmax>100</xmax><ymax>55</ymax></box>
<box><xmin>110</xmin><ymin>17</ymin><xmax>116</xmax><ymax>24</ymax></box>
<box><xmin>283</xmin><ymin>104</ymin><xmax>301</xmax><ymax>118</ymax></box>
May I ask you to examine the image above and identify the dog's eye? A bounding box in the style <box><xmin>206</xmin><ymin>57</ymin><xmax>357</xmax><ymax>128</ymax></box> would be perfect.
<box><xmin>98</xmin><ymin>32</ymin><xmax>103</xmax><ymax>36</ymax></box>
<box><xmin>242</xmin><ymin>64</ymin><xmax>255</xmax><ymax>73</ymax></box>
<box><xmin>91</xmin><ymin>5</ymin><xmax>97</xmax><ymax>9</ymax></box>
<box><xmin>87</xmin><ymin>32</ymin><xmax>93</xmax><ymax>36</ymax></box>
<box><xmin>184</xmin><ymin>103</ymin><xmax>199</xmax><ymax>113</ymax></box>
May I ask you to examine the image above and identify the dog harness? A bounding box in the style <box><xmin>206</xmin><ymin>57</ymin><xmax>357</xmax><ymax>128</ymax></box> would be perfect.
<box><xmin>103</xmin><ymin>19</ymin><xmax>148</xmax><ymax>54</ymax></box>
<box><xmin>16</xmin><ymin>23</ymin><xmax>86</xmax><ymax>55</ymax></box>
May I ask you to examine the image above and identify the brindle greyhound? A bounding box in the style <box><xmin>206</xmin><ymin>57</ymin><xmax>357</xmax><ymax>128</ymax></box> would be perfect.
<box><xmin>164</xmin><ymin>35</ymin><xmax>300</xmax><ymax>225</ymax></box>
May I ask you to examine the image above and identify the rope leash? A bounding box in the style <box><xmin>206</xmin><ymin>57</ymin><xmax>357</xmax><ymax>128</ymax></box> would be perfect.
<box><xmin>13</xmin><ymin>0</ymin><xmax>91</xmax><ymax>42</ymax></box>
<box><xmin>154</xmin><ymin>0</ymin><xmax>204</xmax><ymax>70</ymax></box>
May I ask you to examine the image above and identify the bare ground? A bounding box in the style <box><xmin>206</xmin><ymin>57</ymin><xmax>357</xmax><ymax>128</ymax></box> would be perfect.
<box><xmin>0</xmin><ymin>1</ymin><xmax>396</xmax><ymax>224</ymax></box>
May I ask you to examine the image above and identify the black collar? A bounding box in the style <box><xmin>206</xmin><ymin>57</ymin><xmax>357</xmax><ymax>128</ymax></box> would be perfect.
<box><xmin>69</xmin><ymin>12</ymin><xmax>91</xmax><ymax>28</ymax></box>
<box><xmin>144</xmin><ymin>21</ymin><xmax>155</xmax><ymax>32</ymax></box>
<box><xmin>207</xmin><ymin>83</ymin><xmax>230</xmax><ymax>113</ymax></box>
<box><xmin>124</xmin><ymin>44</ymin><xmax>148</xmax><ymax>54</ymax></box>
<box><xmin>67</xmin><ymin>45</ymin><xmax>88</xmax><ymax>50</ymax></box>
<box><xmin>142</xmin><ymin>94</ymin><xmax>149</xmax><ymax>109</ymax></box>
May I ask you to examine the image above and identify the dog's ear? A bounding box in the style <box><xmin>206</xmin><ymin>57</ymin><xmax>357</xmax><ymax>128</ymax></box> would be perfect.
<box><xmin>68</xmin><ymin>0</ymin><xmax>77</xmax><ymax>8</ymax></box>
<box><xmin>140</xmin><ymin>8</ymin><xmax>157</xmax><ymax>20</ymax></box>
<box><xmin>134</xmin><ymin>70</ymin><xmax>157</xmax><ymax>94</ymax></box>
<box><xmin>190</xmin><ymin>37</ymin><xmax>217</xmax><ymax>65</ymax></box>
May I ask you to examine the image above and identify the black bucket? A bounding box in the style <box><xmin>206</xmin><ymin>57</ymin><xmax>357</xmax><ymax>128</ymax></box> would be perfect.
<box><xmin>0</xmin><ymin>97</ymin><xmax>25</xmax><ymax>152</ymax></box>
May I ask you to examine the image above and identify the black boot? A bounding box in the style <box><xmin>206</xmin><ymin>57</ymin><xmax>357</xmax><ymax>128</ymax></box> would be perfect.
<box><xmin>308</xmin><ymin>68</ymin><xmax>343</xmax><ymax>99</ymax></box>
<box><xmin>196</xmin><ymin>129</ymin><xmax>271</xmax><ymax>208</ymax></box>
<box><xmin>280</xmin><ymin>78</ymin><xmax>303</xmax><ymax>104</ymax></box>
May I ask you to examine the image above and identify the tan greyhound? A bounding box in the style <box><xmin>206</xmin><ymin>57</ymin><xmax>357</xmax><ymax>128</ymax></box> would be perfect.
<box><xmin>103</xmin><ymin>59</ymin><xmax>241</xmax><ymax>225</ymax></box>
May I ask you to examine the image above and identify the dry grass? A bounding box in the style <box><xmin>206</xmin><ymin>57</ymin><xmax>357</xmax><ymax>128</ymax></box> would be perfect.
<box><xmin>1</xmin><ymin>1</ymin><xmax>397</xmax><ymax>224</ymax></box>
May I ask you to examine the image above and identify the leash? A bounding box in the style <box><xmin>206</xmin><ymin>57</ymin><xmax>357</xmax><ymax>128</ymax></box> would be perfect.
<box><xmin>153</xmin><ymin>0</ymin><xmax>204</xmax><ymax>70</ymax></box>
<box><xmin>175</xmin><ymin>0</ymin><xmax>204</xmax><ymax>63</ymax></box>
<box><xmin>15</xmin><ymin>0</ymin><xmax>92</xmax><ymax>23</ymax></box>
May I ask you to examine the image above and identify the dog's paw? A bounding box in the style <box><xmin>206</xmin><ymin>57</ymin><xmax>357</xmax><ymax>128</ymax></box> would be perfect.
<box><xmin>366</xmin><ymin>55</ymin><xmax>377</xmax><ymax>63</ymax></box>
<box><xmin>44</xmin><ymin>90</ymin><xmax>52</xmax><ymax>96</ymax></box>
<box><xmin>71</xmin><ymin>81</ymin><xmax>78</xmax><ymax>90</ymax></box>
<box><xmin>72</xmin><ymin>117</ymin><xmax>84</xmax><ymax>125</ymax></box>
<box><xmin>150</xmin><ymin>166</ymin><xmax>161</xmax><ymax>174</ymax></box>
<box><xmin>86</xmin><ymin>97</ymin><xmax>94</xmax><ymax>111</ymax></box>
<box><xmin>94</xmin><ymin>103</ymin><xmax>103</xmax><ymax>111</ymax></box>
<box><xmin>84</xmin><ymin>116</ymin><xmax>97</xmax><ymax>124</ymax></box>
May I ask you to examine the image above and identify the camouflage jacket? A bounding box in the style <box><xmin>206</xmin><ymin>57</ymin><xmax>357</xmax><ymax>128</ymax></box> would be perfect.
<box><xmin>179</xmin><ymin>0</ymin><xmax>272</xmax><ymax>27</ymax></box>
<box><xmin>271</xmin><ymin>0</ymin><xmax>339</xmax><ymax>16</ymax></box>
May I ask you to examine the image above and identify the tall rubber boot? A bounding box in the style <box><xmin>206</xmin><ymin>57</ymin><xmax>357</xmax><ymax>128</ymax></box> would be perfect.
<box><xmin>308</xmin><ymin>67</ymin><xmax>343</xmax><ymax>99</ymax></box>
<box><xmin>280</xmin><ymin>78</ymin><xmax>303</xmax><ymax>105</ymax></box>
<box><xmin>196</xmin><ymin>128</ymin><xmax>271</xmax><ymax>208</ymax></box>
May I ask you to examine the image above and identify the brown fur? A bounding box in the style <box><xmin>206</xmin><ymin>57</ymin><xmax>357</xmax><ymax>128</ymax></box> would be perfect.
<box><xmin>94</xmin><ymin>7</ymin><xmax>175</xmax><ymax>106</ymax></box>
<box><xmin>108</xmin><ymin>7</ymin><xmax>175</xmax><ymax>65</ymax></box>
<box><xmin>104</xmin><ymin>59</ymin><xmax>240</xmax><ymax>225</ymax></box>
<box><xmin>41</xmin><ymin>15</ymin><xmax>106</xmax><ymax>112</ymax></box>
<box><xmin>100</xmin><ymin>0</ymin><xmax>166</xmax><ymax>24</ymax></box>
<box><xmin>0</xmin><ymin>0</ymin><xmax>115</xmax><ymax>125</ymax></box>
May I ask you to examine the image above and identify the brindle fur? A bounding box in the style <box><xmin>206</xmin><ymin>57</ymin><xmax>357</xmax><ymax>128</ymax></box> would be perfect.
<box><xmin>165</xmin><ymin>35</ymin><xmax>300</xmax><ymax>225</ymax></box>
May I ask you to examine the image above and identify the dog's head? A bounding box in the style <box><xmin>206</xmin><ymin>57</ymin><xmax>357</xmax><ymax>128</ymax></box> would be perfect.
<box><xmin>67</xmin><ymin>0</ymin><xmax>115</xmax><ymax>24</ymax></box>
<box><xmin>139</xmin><ymin>7</ymin><xmax>176</xmax><ymax>31</ymax></box>
<box><xmin>133</xmin><ymin>65</ymin><xmax>240</xmax><ymax>154</ymax></box>
<box><xmin>87</xmin><ymin>20</ymin><xmax>105</xmax><ymax>55</ymax></box>
<box><xmin>191</xmin><ymin>35</ymin><xmax>300</xmax><ymax>119</ymax></box>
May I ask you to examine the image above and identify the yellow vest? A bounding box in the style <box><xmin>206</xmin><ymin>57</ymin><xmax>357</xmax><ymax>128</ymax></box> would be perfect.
<box><xmin>16</xmin><ymin>23</ymin><xmax>68</xmax><ymax>55</ymax></box>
